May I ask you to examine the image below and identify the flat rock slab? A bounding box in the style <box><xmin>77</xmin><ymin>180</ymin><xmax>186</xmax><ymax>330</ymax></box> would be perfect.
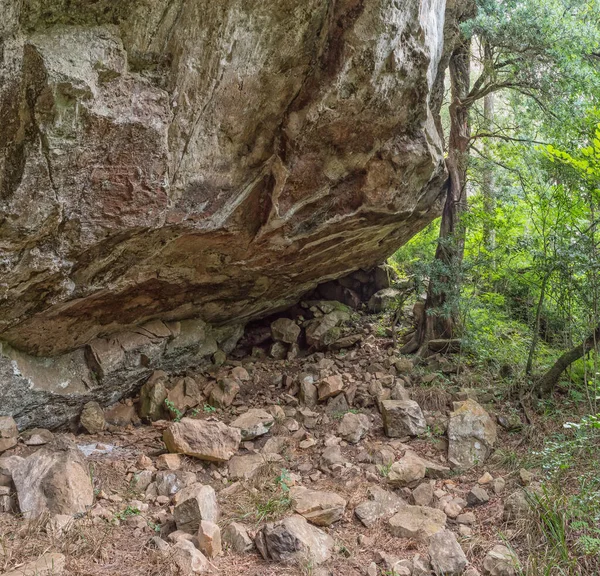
<box><xmin>388</xmin><ymin>505</ymin><xmax>447</xmax><ymax>541</ymax></box>
<box><xmin>164</xmin><ymin>418</ymin><xmax>241</xmax><ymax>462</ymax></box>
<box><xmin>355</xmin><ymin>486</ymin><xmax>405</xmax><ymax>527</ymax></box>
<box><xmin>230</xmin><ymin>409</ymin><xmax>274</xmax><ymax>440</ymax></box>
<box><xmin>291</xmin><ymin>487</ymin><xmax>347</xmax><ymax>526</ymax></box>
<box><xmin>2</xmin><ymin>553</ymin><xmax>65</xmax><ymax>576</ymax></box>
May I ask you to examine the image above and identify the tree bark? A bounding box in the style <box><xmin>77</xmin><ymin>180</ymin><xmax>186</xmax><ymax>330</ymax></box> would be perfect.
<box><xmin>482</xmin><ymin>92</ymin><xmax>496</xmax><ymax>253</ymax></box>
<box><xmin>408</xmin><ymin>39</ymin><xmax>472</xmax><ymax>354</ymax></box>
<box><xmin>535</xmin><ymin>323</ymin><xmax>600</xmax><ymax>395</ymax></box>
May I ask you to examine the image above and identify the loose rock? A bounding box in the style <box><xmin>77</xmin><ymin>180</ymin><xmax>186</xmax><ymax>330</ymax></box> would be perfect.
<box><xmin>429</xmin><ymin>529</ymin><xmax>468</xmax><ymax>575</ymax></box>
<box><xmin>164</xmin><ymin>418</ymin><xmax>241</xmax><ymax>462</ymax></box>
<box><xmin>0</xmin><ymin>416</ymin><xmax>18</xmax><ymax>453</ymax></box>
<box><xmin>447</xmin><ymin>399</ymin><xmax>497</xmax><ymax>469</ymax></box>
<box><xmin>173</xmin><ymin>483</ymin><xmax>218</xmax><ymax>532</ymax></box>
<box><xmin>483</xmin><ymin>544</ymin><xmax>519</xmax><ymax>576</ymax></box>
<box><xmin>12</xmin><ymin>439</ymin><xmax>93</xmax><ymax>518</ymax></box>
<box><xmin>255</xmin><ymin>514</ymin><xmax>334</xmax><ymax>565</ymax></box>
<box><xmin>223</xmin><ymin>522</ymin><xmax>254</xmax><ymax>553</ymax></box>
<box><xmin>230</xmin><ymin>409</ymin><xmax>274</xmax><ymax>440</ymax></box>
<box><xmin>381</xmin><ymin>400</ymin><xmax>426</xmax><ymax>437</ymax></box>
<box><xmin>388</xmin><ymin>505</ymin><xmax>447</xmax><ymax>541</ymax></box>
<box><xmin>337</xmin><ymin>412</ymin><xmax>371</xmax><ymax>444</ymax></box>
<box><xmin>291</xmin><ymin>487</ymin><xmax>347</xmax><ymax>526</ymax></box>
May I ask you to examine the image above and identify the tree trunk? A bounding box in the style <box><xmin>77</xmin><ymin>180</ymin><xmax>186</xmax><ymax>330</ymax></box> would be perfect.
<box><xmin>408</xmin><ymin>40</ymin><xmax>471</xmax><ymax>354</ymax></box>
<box><xmin>482</xmin><ymin>92</ymin><xmax>496</xmax><ymax>254</ymax></box>
<box><xmin>525</xmin><ymin>272</ymin><xmax>550</xmax><ymax>375</ymax></box>
<box><xmin>535</xmin><ymin>323</ymin><xmax>600</xmax><ymax>395</ymax></box>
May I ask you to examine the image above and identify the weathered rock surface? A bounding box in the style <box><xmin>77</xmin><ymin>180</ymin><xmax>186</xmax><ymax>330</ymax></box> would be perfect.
<box><xmin>0</xmin><ymin>0</ymin><xmax>448</xmax><ymax>429</ymax></box>
<box><xmin>2</xmin><ymin>553</ymin><xmax>65</xmax><ymax>576</ymax></box>
<box><xmin>447</xmin><ymin>399</ymin><xmax>497</xmax><ymax>469</ymax></box>
<box><xmin>163</xmin><ymin>418</ymin><xmax>241</xmax><ymax>462</ymax></box>
<box><xmin>0</xmin><ymin>417</ymin><xmax>18</xmax><ymax>452</ymax></box>
<box><xmin>291</xmin><ymin>486</ymin><xmax>347</xmax><ymax>526</ymax></box>
<box><xmin>483</xmin><ymin>545</ymin><xmax>518</xmax><ymax>576</ymax></box>
<box><xmin>338</xmin><ymin>412</ymin><xmax>371</xmax><ymax>444</ymax></box>
<box><xmin>388</xmin><ymin>451</ymin><xmax>427</xmax><ymax>487</ymax></box>
<box><xmin>354</xmin><ymin>486</ymin><xmax>405</xmax><ymax>527</ymax></box>
<box><xmin>230</xmin><ymin>409</ymin><xmax>274</xmax><ymax>440</ymax></box>
<box><xmin>382</xmin><ymin>400</ymin><xmax>427</xmax><ymax>438</ymax></box>
<box><xmin>12</xmin><ymin>440</ymin><xmax>94</xmax><ymax>518</ymax></box>
<box><xmin>173</xmin><ymin>483</ymin><xmax>218</xmax><ymax>532</ymax></box>
<box><xmin>255</xmin><ymin>514</ymin><xmax>334</xmax><ymax>565</ymax></box>
<box><xmin>429</xmin><ymin>530</ymin><xmax>468</xmax><ymax>575</ymax></box>
<box><xmin>388</xmin><ymin>505</ymin><xmax>447</xmax><ymax>541</ymax></box>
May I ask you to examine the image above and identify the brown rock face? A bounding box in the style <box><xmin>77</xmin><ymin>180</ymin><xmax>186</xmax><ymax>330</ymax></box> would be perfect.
<box><xmin>1</xmin><ymin>0</ymin><xmax>449</xmax><ymax>428</ymax></box>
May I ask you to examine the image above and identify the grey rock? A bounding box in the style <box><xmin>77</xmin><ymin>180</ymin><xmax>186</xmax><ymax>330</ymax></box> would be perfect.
<box><xmin>255</xmin><ymin>514</ymin><xmax>333</xmax><ymax>565</ymax></box>
<box><xmin>381</xmin><ymin>400</ymin><xmax>426</xmax><ymax>437</ymax></box>
<box><xmin>429</xmin><ymin>529</ymin><xmax>468</xmax><ymax>575</ymax></box>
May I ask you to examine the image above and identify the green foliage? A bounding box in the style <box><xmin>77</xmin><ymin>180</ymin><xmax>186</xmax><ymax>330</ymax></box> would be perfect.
<box><xmin>164</xmin><ymin>399</ymin><xmax>183</xmax><ymax>422</ymax></box>
<box><xmin>203</xmin><ymin>404</ymin><xmax>217</xmax><ymax>413</ymax></box>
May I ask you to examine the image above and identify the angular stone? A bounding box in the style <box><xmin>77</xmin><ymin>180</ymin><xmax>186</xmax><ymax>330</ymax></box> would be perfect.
<box><xmin>228</xmin><ymin>453</ymin><xmax>283</xmax><ymax>480</ymax></box>
<box><xmin>230</xmin><ymin>409</ymin><xmax>274</xmax><ymax>440</ymax></box>
<box><xmin>209</xmin><ymin>378</ymin><xmax>240</xmax><ymax>409</ymax></box>
<box><xmin>368</xmin><ymin>288</ymin><xmax>401</xmax><ymax>313</ymax></box>
<box><xmin>255</xmin><ymin>514</ymin><xmax>333</xmax><ymax>565</ymax></box>
<box><xmin>337</xmin><ymin>412</ymin><xmax>370</xmax><ymax>444</ymax></box>
<box><xmin>271</xmin><ymin>318</ymin><xmax>301</xmax><ymax>344</ymax></box>
<box><xmin>198</xmin><ymin>520</ymin><xmax>222</xmax><ymax>558</ymax></box>
<box><xmin>173</xmin><ymin>483</ymin><xmax>218</xmax><ymax>532</ymax></box>
<box><xmin>429</xmin><ymin>529</ymin><xmax>468</xmax><ymax>575</ymax></box>
<box><xmin>172</xmin><ymin>539</ymin><xmax>210</xmax><ymax>574</ymax></box>
<box><xmin>300</xmin><ymin>379</ymin><xmax>318</xmax><ymax>407</ymax></box>
<box><xmin>291</xmin><ymin>487</ymin><xmax>347</xmax><ymax>526</ymax></box>
<box><xmin>223</xmin><ymin>522</ymin><xmax>254</xmax><ymax>553</ymax></box>
<box><xmin>2</xmin><ymin>553</ymin><xmax>65</xmax><ymax>576</ymax></box>
<box><xmin>503</xmin><ymin>491</ymin><xmax>530</xmax><ymax>523</ymax></box>
<box><xmin>0</xmin><ymin>454</ymin><xmax>24</xmax><ymax>486</ymax></box>
<box><xmin>388</xmin><ymin>505</ymin><xmax>446</xmax><ymax>541</ymax></box>
<box><xmin>483</xmin><ymin>544</ymin><xmax>518</xmax><ymax>576</ymax></box>
<box><xmin>447</xmin><ymin>399</ymin><xmax>497</xmax><ymax>469</ymax></box>
<box><xmin>156</xmin><ymin>453</ymin><xmax>183</xmax><ymax>471</ymax></box>
<box><xmin>354</xmin><ymin>486</ymin><xmax>405</xmax><ymax>527</ymax></box>
<box><xmin>139</xmin><ymin>371</ymin><xmax>169</xmax><ymax>421</ymax></box>
<box><xmin>306</xmin><ymin>310</ymin><xmax>350</xmax><ymax>349</ymax></box>
<box><xmin>381</xmin><ymin>400</ymin><xmax>426</xmax><ymax>437</ymax></box>
<box><xmin>270</xmin><ymin>341</ymin><xmax>288</xmax><ymax>359</ymax></box>
<box><xmin>164</xmin><ymin>418</ymin><xmax>241</xmax><ymax>462</ymax></box>
<box><xmin>467</xmin><ymin>485</ymin><xmax>490</xmax><ymax>507</ymax></box>
<box><xmin>80</xmin><ymin>401</ymin><xmax>106</xmax><ymax>434</ymax></box>
<box><xmin>318</xmin><ymin>375</ymin><xmax>344</xmax><ymax>401</ymax></box>
<box><xmin>0</xmin><ymin>416</ymin><xmax>18</xmax><ymax>453</ymax></box>
<box><xmin>12</xmin><ymin>440</ymin><xmax>93</xmax><ymax>518</ymax></box>
<box><xmin>388</xmin><ymin>451</ymin><xmax>426</xmax><ymax>488</ymax></box>
<box><xmin>412</xmin><ymin>482</ymin><xmax>434</xmax><ymax>507</ymax></box>
<box><xmin>155</xmin><ymin>470</ymin><xmax>197</xmax><ymax>497</ymax></box>
<box><xmin>21</xmin><ymin>428</ymin><xmax>54</xmax><ymax>446</ymax></box>
<box><xmin>105</xmin><ymin>403</ymin><xmax>139</xmax><ymax>427</ymax></box>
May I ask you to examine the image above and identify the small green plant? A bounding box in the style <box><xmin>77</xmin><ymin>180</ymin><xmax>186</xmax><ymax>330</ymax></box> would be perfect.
<box><xmin>189</xmin><ymin>408</ymin><xmax>199</xmax><ymax>417</ymax></box>
<box><xmin>377</xmin><ymin>462</ymin><xmax>393</xmax><ymax>478</ymax></box>
<box><xmin>203</xmin><ymin>404</ymin><xmax>217</xmax><ymax>413</ymax></box>
<box><xmin>164</xmin><ymin>399</ymin><xmax>183</xmax><ymax>422</ymax></box>
<box><xmin>113</xmin><ymin>506</ymin><xmax>140</xmax><ymax>522</ymax></box>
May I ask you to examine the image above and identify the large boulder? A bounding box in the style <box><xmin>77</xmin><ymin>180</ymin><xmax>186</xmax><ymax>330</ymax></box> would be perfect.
<box><xmin>0</xmin><ymin>0</ymin><xmax>449</xmax><ymax>429</ymax></box>
<box><xmin>271</xmin><ymin>318</ymin><xmax>301</xmax><ymax>344</ymax></box>
<box><xmin>173</xmin><ymin>483</ymin><xmax>218</xmax><ymax>532</ymax></box>
<box><xmin>447</xmin><ymin>399</ymin><xmax>497</xmax><ymax>469</ymax></box>
<box><xmin>255</xmin><ymin>514</ymin><xmax>334</xmax><ymax>565</ymax></box>
<box><xmin>12</xmin><ymin>439</ymin><xmax>94</xmax><ymax>518</ymax></box>
<box><xmin>164</xmin><ymin>418</ymin><xmax>241</xmax><ymax>462</ymax></box>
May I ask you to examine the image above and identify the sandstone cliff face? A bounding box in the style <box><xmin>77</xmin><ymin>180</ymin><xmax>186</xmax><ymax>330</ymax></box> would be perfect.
<box><xmin>1</xmin><ymin>0</ymin><xmax>449</xmax><ymax>427</ymax></box>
